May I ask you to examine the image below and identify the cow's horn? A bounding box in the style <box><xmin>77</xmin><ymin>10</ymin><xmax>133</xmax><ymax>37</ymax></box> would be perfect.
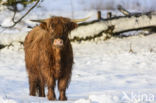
<box><xmin>71</xmin><ymin>16</ymin><xmax>90</xmax><ymax>23</ymax></box>
<box><xmin>30</xmin><ymin>19</ymin><xmax>45</xmax><ymax>23</ymax></box>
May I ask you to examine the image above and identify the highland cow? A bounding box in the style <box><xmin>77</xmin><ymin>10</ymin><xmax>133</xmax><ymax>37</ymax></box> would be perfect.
<box><xmin>24</xmin><ymin>16</ymin><xmax>78</xmax><ymax>100</ymax></box>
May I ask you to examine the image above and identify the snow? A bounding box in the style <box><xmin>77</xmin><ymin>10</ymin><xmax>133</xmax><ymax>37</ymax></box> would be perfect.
<box><xmin>0</xmin><ymin>0</ymin><xmax>156</xmax><ymax>34</ymax></box>
<box><xmin>0</xmin><ymin>0</ymin><xmax>156</xmax><ymax>103</ymax></box>
<box><xmin>1</xmin><ymin>34</ymin><xmax>156</xmax><ymax>103</ymax></box>
<box><xmin>0</xmin><ymin>96</ymin><xmax>16</xmax><ymax>103</ymax></box>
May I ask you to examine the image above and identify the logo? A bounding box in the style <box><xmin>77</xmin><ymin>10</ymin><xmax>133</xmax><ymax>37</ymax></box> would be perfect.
<box><xmin>121</xmin><ymin>91</ymin><xmax>155</xmax><ymax>103</ymax></box>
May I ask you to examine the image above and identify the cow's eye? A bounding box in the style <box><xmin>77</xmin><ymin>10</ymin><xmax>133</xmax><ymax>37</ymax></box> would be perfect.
<box><xmin>61</xmin><ymin>35</ymin><xmax>66</xmax><ymax>40</ymax></box>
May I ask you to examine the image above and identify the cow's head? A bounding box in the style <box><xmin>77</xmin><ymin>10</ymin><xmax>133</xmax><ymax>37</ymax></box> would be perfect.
<box><xmin>31</xmin><ymin>16</ymin><xmax>89</xmax><ymax>49</ymax></box>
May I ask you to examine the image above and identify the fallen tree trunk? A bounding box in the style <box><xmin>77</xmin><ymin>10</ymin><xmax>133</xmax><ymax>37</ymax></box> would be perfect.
<box><xmin>0</xmin><ymin>43</ymin><xmax>13</xmax><ymax>49</ymax></box>
<box><xmin>0</xmin><ymin>41</ymin><xmax>23</xmax><ymax>50</ymax></box>
<box><xmin>70</xmin><ymin>12</ymin><xmax>156</xmax><ymax>41</ymax></box>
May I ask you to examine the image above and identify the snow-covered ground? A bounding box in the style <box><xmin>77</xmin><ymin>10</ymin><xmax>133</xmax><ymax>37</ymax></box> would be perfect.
<box><xmin>0</xmin><ymin>0</ymin><xmax>156</xmax><ymax>103</ymax></box>
<box><xmin>1</xmin><ymin>34</ymin><xmax>156</xmax><ymax>103</ymax></box>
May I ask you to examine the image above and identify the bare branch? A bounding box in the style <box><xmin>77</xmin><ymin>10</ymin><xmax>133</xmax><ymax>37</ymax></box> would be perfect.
<box><xmin>12</xmin><ymin>10</ymin><xmax>17</xmax><ymax>23</ymax></box>
<box><xmin>0</xmin><ymin>0</ymin><xmax>37</xmax><ymax>6</ymax></box>
<box><xmin>118</xmin><ymin>5</ymin><xmax>131</xmax><ymax>16</ymax></box>
<box><xmin>0</xmin><ymin>0</ymin><xmax>40</xmax><ymax>28</ymax></box>
<box><xmin>12</xmin><ymin>5</ymin><xmax>17</xmax><ymax>23</ymax></box>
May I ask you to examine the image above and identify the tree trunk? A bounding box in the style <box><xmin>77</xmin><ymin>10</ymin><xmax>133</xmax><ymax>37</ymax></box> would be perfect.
<box><xmin>70</xmin><ymin>12</ymin><xmax>156</xmax><ymax>40</ymax></box>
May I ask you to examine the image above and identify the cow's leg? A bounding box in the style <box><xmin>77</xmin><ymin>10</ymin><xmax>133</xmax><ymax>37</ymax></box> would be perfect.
<box><xmin>58</xmin><ymin>74</ymin><xmax>71</xmax><ymax>101</ymax></box>
<box><xmin>28</xmin><ymin>75</ymin><xmax>38</xmax><ymax>96</ymax></box>
<box><xmin>58</xmin><ymin>78</ymin><xmax>68</xmax><ymax>100</ymax></box>
<box><xmin>38</xmin><ymin>79</ymin><xmax>45</xmax><ymax>97</ymax></box>
<box><xmin>46</xmin><ymin>75</ymin><xmax>56</xmax><ymax>100</ymax></box>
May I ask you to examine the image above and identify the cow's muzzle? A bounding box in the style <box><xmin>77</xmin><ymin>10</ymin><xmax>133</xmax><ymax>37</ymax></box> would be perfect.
<box><xmin>53</xmin><ymin>38</ymin><xmax>64</xmax><ymax>48</ymax></box>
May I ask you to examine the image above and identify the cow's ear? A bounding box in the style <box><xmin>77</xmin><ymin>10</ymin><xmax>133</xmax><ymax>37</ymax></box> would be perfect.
<box><xmin>40</xmin><ymin>22</ymin><xmax>47</xmax><ymax>30</ymax></box>
<box><xmin>67</xmin><ymin>22</ymin><xmax>78</xmax><ymax>31</ymax></box>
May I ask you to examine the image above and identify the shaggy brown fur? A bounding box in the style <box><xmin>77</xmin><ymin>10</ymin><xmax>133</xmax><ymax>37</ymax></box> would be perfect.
<box><xmin>24</xmin><ymin>16</ymin><xmax>77</xmax><ymax>101</ymax></box>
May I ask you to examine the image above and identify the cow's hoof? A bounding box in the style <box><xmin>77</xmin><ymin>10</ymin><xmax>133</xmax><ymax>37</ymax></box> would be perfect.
<box><xmin>48</xmin><ymin>95</ymin><xmax>56</xmax><ymax>100</ymax></box>
<box><xmin>30</xmin><ymin>93</ymin><xmax>36</xmax><ymax>96</ymax></box>
<box><xmin>48</xmin><ymin>97</ymin><xmax>56</xmax><ymax>100</ymax></box>
<box><xmin>59</xmin><ymin>96</ymin><xmax>67</xmax><ymax>101</ymax></box>
<box><xmin>39</xmin><ymin>94</ymin><xmax>45</xmax><ymax>97</ymax></box>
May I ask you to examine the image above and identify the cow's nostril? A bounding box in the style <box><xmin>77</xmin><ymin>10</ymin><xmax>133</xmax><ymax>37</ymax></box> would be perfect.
<box><xmin>60</xmin><ymin>40</ymin><xmax>63</xmax><ymax>45</ymax></box>
<box><xmin>53</xmin><ymin>39</ymin><xmax>63</xmax><ymax>46</ymax></box>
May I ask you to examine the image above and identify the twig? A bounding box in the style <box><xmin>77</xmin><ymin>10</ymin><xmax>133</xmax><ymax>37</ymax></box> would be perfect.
<box><xmin>118</xmin><ymin>5</ymin><xmax>131</xmax><ymax>16</ymax></box>
<box><xmin>12</xmin><ymin>6</ymin><xmax>17</xmax><ymax>23</ymax></box>
<box><xmin>0</xmin><ymin>0</ymin><xmax>40</xmax><ymax>28</ymax></box>
<box><xmin>1</xmin><ymin>0</ymin><xmax>37</xmax><ymax>6</ymax></box>
<box><xmin>129</xmin><ymin>43</ymin><xmax>136</xmax><ymax>53</ymax></box>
